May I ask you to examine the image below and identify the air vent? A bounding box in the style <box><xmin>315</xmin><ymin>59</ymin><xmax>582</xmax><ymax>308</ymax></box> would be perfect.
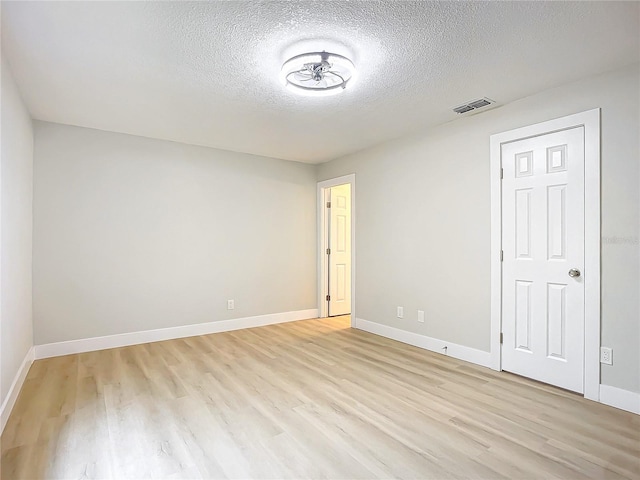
<box><xmin>453</xmin><ymin>97</ymin><xmax>495</xmax><ymax>114</ymax></box>
<box><xmin>453</xmin><ymin>105</ymin><xmax>474</xmax><ymax>114</ymax></box>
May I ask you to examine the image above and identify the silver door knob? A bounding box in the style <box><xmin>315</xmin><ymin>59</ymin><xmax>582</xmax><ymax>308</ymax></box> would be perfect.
<box><xmin>568</xmin><ymin>268</ymin><xmax>581</xmax><ymax>278</ymax></box>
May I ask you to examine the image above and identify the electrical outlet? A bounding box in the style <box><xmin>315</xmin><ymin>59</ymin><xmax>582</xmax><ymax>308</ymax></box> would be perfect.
<box><xmin>397</xmin><ymin>306</ymin><xmax>404</xmax><ymax>318</ymax></box>
<box><xmin>600</xmin><ymin>347</ymin><xmax>613</xmax><ymax>365</ymax></box>
<box><xmin>227</xmin><ymin>299</ymin><xmax>234</xmax><ymax>310</ymax></box>
<box><xmin>417</xmin><ymin>310</ymin><xmax>425</xmax><ymax>323</ymax></box>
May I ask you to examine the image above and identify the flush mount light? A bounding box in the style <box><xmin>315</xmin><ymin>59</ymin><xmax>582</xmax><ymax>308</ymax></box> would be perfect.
<box><xmin>280</xmin><ymin>51</ymin><xmax>356</xmax><ymax>96</ymax></box>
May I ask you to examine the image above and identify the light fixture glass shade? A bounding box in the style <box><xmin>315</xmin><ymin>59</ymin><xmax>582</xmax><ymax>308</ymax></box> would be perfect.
<box><xmin>280</xmin><ymin>51</ymin><xmax>356</xmax><ymax>96</ymax></box>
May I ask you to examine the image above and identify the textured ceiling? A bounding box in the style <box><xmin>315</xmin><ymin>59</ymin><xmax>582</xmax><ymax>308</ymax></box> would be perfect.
<box><xmin>2</xmin><ymin>1</ymin><xmax>639</xmax><ymax>163</ymax></box>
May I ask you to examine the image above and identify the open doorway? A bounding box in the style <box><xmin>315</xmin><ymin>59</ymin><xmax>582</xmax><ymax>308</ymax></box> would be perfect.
<box><xmin>318</xmin><ymin>175</ymin><xmax>355</xmax><ymax>325</ymax></box>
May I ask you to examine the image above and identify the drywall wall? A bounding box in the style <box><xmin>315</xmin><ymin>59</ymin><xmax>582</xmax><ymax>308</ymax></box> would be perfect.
<box><xmin>318</xmin><ymin>63</ymin><xmax>640</xmax><ymax>394</ymax></box>
<box><xmin>33</xmin><ymin>123</ymin><xmax>317</xmax><ymax>344</ymax></box>
<box><xmin>1</xmin><ymin>57</ymin><xmax>34</xmax><ymax>404</ymax></box>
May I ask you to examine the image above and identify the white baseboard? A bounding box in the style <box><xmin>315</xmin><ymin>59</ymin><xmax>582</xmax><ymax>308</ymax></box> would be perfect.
<box><xmin>355</xmin><ymin>318</ymin><xmax>491</xmax><ymax>368</ymax></box>
<box><xmin>599</xmin><ymin>384</ymin><xmax>640</xmax><ymax>415</ymax></box>
<box><xmin>35</xmin><ymin>309</ymin><xmax>318</xmax><ymax>359</ymax></box>
<box><xmin>1</xmin><ymin>346</ymin><xmax>35</xmax><ymax>434</ymax></box>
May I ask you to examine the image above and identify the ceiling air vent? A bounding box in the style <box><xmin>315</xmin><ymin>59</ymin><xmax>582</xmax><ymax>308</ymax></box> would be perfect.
<box><xmin>453</xmin><ymin>97</ymin><xmax>495</xmax><ymax>114</ymax></box>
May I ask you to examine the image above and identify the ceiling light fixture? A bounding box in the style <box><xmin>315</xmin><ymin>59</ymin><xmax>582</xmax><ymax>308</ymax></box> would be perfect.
<box><xmin>280</xmin><ymin>51</ymin><xmax>356</xmax><ymax>96</ymax></box>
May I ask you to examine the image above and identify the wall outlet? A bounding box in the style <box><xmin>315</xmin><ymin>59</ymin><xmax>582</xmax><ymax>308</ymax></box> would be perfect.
<box><xmin>417</xmin><ymin>310</ymin><xmax>425</xmax><ymax>323</ymax></box>
<box><xmin>600</xmin><ymin>346</ymin><xmax>613</xmax><ymax>365</ymax></box>
<box><xmin>227</xmin><ymin>299</ymin><xmax>235</xmax><ymax>310</ymax></box>
<box><xmin>397</xmin><ymin>306</ymin><xmax>404</xmax><ymax>318</ymax></box>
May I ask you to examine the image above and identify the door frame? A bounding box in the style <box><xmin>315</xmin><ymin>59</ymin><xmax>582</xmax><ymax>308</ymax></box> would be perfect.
<box><xmin>489</xmin><ymin>109</ymin><xmax>600</xmax><ymax>401</ymax></box>
<box><xmin>317</xmin><ymin>174</ymin><xmax>355</xmax><ymax>326</ymax></box>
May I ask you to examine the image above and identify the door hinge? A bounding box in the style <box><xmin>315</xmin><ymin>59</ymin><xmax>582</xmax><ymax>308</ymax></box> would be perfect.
<box><xmin>326</xmin><ymin>201</ymin><xmax>331</xmax><ymax>208</ymax></box>
<box><xmin>326</xmin><ymin>294</ymin><xmax>330</xmax><ymax>301</ymax></box>
<box><xmin>500</xmin><ymin>168</ymin><xmax>504</xmax><ymax>179</ymax></box>
<box><xmin>326</xmin><ymin>248</ymin><xmax>331</xmax><ymax>255</ymax></box>
<box><xmin>500</xmin><ymin>250</ymin><xmax>503</xmax><ymax>261</ymax></box>
<box><xmin>500</xmin><ymin>332</ymin><xmax>503</xmax><ymax>344</ymax></box>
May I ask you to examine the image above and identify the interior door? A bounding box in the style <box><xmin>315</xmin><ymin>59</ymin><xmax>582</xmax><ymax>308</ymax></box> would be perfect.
<box><xmin>501</xmin><ymin>127</ymin><xmax>585</xmax><ymax>393</ymax></box>
<box><xmin>328</xmin><ymin>184</ymin><xmax>351</xmax><ymax>316</ymax></box>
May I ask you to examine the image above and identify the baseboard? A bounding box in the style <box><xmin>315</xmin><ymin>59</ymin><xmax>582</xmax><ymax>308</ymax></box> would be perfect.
<box><xmin>35</xmin><ymin>309</ymin><xmax>318</xmax><ymax>359</ymax></box>
<box><xmin>355</xmin><ymin>318</ymin><xmax>491</xmax><ymax>368</ymax></box>
<box><xmin>1</xmin><ymin>346</ymin><xmax>35</xmax><ymax>434</ymax></box>
<box><xmin>599</xmin><ymin>384</ymin><xmax>640</xmax><ymax>415</ymax></box>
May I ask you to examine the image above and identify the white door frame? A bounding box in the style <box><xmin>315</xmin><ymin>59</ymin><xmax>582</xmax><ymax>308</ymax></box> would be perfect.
<box><xmin>490</xmin><ymin>109</ymin><xmax>601</xmax><ymax>401</ymax></box>
<box><xmin>317</xmin><ymin>174</ymin><xmax>355</xmax><ymax>326</ymax></box>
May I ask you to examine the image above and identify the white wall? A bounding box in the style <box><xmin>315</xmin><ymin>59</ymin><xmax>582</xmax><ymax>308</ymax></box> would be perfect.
<box><xmin>318</xmin><ymin>63</ymin><xmax>640</xmax><ymax>394</ymax></box>
<box><xmin>1</xmin><ymin>58</ymin><xmax>34</xmax><ymax>405</ymax></box>
<box><xmin>33</xmin><ymin>123</ymin><xmax>317</xmax><ymax>344</ymax></box>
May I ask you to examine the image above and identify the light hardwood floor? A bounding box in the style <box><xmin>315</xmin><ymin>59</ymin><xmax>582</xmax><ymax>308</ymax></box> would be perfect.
<box><xmin>2</xmin><ymin>316</ymin><xmax>639</xmax><ymax>479</ymax></box>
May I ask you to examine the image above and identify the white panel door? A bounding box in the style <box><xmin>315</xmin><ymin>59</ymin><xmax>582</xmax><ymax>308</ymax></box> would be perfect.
<box><xmin>328</xmin><ymin>184</ymin><xmax>351</xmax><ymax>316</ymax></box>
<box><xmin>502</xmin><ymin>127</ymin><xmax>585</xmax><ymax>393</ymax></box>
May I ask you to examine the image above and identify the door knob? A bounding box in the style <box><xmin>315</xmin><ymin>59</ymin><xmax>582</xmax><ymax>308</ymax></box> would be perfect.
<box><xmin>568</xmin><ymin>268</ymin><xmax>581</xmax><ymax>278</ymax></box>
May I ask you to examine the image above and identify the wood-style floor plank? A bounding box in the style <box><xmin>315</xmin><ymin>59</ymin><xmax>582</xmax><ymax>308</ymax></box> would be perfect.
<box><xmin>2</xmin><ymin>316</ymin><xmax>639</xmax><ymax>479</ymax></box>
